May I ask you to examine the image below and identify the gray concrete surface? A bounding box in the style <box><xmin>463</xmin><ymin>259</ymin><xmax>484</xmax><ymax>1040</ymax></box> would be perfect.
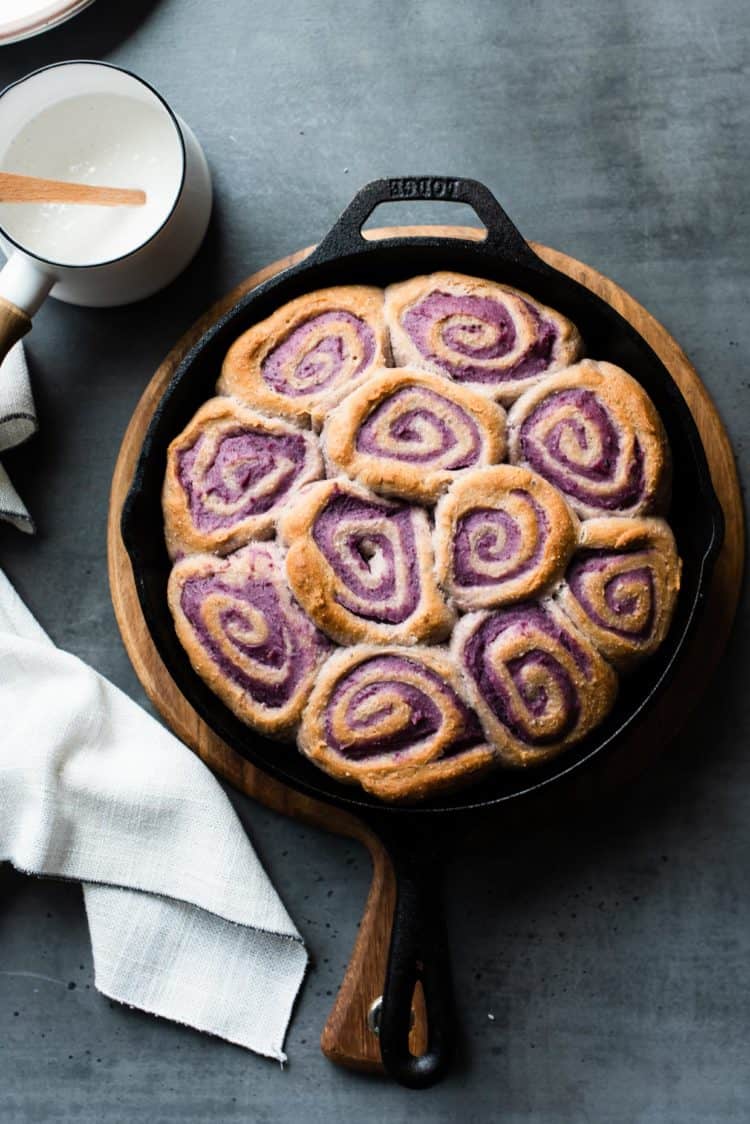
<box><xmin>1</xmin><ymin>0</ymin><xmax>748</xmax><ymax>1120</ymax></box>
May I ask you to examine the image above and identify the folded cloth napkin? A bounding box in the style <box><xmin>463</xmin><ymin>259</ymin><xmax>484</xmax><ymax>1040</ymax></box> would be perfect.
<box><xmin>0</xmin><ymin>568</ymin><xmax>307</xmax><ymax>1061</ymax></box>
<box><xmin>0</xmin><ymin>344</ymin><xmax>35</xmax><ymax>534</ymax></box>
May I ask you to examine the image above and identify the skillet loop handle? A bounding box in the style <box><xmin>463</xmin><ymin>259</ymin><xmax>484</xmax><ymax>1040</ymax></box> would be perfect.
<box><xmin>311</xmin><ymin>175</ymin><xmax>542</xmax><ymax>267</ymax></box>
<box><xmin>378</xmin><ymin>836</ymin><xmax>455</xmax><ymax>1089</ymax></box>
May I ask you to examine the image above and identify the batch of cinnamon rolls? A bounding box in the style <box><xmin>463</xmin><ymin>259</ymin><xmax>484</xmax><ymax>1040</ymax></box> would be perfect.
<box><xmin>162</xmin><ymin>271</ymin><xmax>681</xmax><ymax>802</ymax></box>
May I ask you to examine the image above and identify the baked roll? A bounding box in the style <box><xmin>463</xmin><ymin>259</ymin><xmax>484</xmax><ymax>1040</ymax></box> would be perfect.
<box><xmin>322</xmin><ymin>366</ymin><xmax>506</xmax><ymax>503</ymax></box>
<box><xmin>434</xmin><ymin>465</ymin><xmax>579</xmax><ymax>611</ymax></box>
<box><xmin>385</xmin><ymin>272</ymin><xmax>582</xmax><ymax>404</ymax></box>
<box><xmin>507</xmin><ymin>360</ymin><xmax>671</xmax><ymax>520</ymax></box>
<box><xmin>279</xmin><ymin>478</ymin><xmax>454</xmax><ymax>646</ymax></box>
<box><xmin>554</xmin><ymin>517</ymin><xmax>681</xmax><ymax>670</ymax></box>
<box><xmin>218</xmin><ymin>286</ymin><xmax>389</xmax><ymax>428</ymax></box>
<box><xmin>298</xmin><ymin>645</ymin><xmax>496</xmax><ymax>802</ymax></box>
<box><xmin>162</xmin><ymin>397</ymin><xmax>323</xmax><ymax>558</ymax></box>
<box><xmin>167</xmin><ymin>542</ymin><xmax>331</xmax><ymax>738</ymax></box>
<box><xmin>452</xmin><ymin>599</ymin><xmax>618</xmax><ymax>767</ymax></box>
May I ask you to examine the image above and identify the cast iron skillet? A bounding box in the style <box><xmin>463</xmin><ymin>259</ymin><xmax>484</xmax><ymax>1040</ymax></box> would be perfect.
<box><xmin>122</xmin><ymin>177</ymin><xmax>723</xmax><ymax>1088</ymax></box>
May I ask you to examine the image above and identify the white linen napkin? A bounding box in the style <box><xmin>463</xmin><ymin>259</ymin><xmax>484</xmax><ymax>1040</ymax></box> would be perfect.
<box><xmin>0</xmin><ymin>344</ymin><xmax>35</xmax><ymax>534</ymax></box>
<box><xmin>0</xmin><ymin>568</ymin><xmax>308</xmax><ymax>1061</ymax></box>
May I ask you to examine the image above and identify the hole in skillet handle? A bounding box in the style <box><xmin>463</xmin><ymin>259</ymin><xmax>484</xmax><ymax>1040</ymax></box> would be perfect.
<box><xmin>376</xmin><ymin>824</ymin><xmax>455</xmax><ymax>1089</ymax></box>
<box><xmin>309</xmin><ymin>175</ymin><xmax>549</xmax><ymax>272</ymax></box>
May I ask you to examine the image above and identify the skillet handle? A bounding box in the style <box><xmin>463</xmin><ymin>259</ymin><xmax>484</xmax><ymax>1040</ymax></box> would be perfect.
<box><xmin>310</xmin><ymin>175</ymin><xmax>543</xmax><ymax>268</ymax></box>
<box><xmin>377</xmin><ymin>830</ymin><xmax>455</xmax><ymax>1088</ymax></box>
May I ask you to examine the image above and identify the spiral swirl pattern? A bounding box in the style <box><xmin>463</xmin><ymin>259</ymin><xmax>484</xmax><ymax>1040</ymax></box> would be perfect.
<box><xmin>163</xmin><ymin>398</ymin><xmax>323</xmax><ymax>558</ymax></box>
<box><xmin>262</xmin><ymin>311</ymin><xmax>374</xmax><ymax>397</ymax></box>
<box><xmin>435</xmin><ymin>465</ymin><xmax>578</xmax><ymax>610</ymax></box>
<box><xmin>218</xmin><ymin>286</ymin><xmax>388</xmax><ymax>427</ymax></box>
<box><xmin>555</xmin><ymin>517</ymin><xmax>681</xmax><ymax>669</ymax></box>
<box><xmin>508</xmin><ymin>360</ymin><xmax>671</xmax><ymax>520</ymax></box>
<box><xmin>453</xmin><ymin>600</ymin><xmax>618</xmax><ymax>766</ymax></box>
<box><xmin>324</xmin><ymin>367</ymin><xmax>506</xmax><ymax>502</ymax></box>
<box><xmin>168</xmin><ymin>543</ymin><xmax>331</xmax><ymax>737</ymax></box>
<box><xmin>161</xmin><ymin>277</ymin><xmax>681</xmax><ymax>800</ymax></box>
<box><xmin>386</xmin><ymin>273</ymin><xmax>582</xmax><ymax>403</ymax></box>
<box><xmin>299</xmin><ymin>646</ymin><xmax>495</xmax><ymax>801</ymax></box>
<box><xmin>359</xmin><ymin>384</ymin><xmax>480</xmax><ymax>467</ymax></box>
<box><xmin>280</xmin><ymin>480</ymin><xmax>454</xmax><ymax>645</ymax></box>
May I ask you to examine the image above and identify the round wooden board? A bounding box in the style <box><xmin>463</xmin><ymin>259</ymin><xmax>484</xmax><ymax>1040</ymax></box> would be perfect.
<box><xmin>108</xmin><ymin>226</ymin><xmax>744</xmax><ymax>1075</ymax></box>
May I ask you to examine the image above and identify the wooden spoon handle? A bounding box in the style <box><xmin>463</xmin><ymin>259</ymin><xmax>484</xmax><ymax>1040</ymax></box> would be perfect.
<box><xmin>0</xmin><ymin>172</ymin><xmax>146</xmax><ymax>207</ymax></box>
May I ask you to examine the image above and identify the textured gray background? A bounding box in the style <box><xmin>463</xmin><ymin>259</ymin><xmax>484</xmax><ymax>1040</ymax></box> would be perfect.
<box><xmin>1</xmin><ymin>0</ymin><xmax>748</xmax><ymax>1120</ymax></box>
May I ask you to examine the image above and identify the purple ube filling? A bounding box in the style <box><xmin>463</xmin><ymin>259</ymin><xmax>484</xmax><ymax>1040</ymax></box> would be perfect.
<box><xmin>356</xmin><ymin>385</ymin><xmax>481</xmax><ymax>468</ymax></box>
<box><xmin>312</xmin><ymin>492</ymin><xmax>421</xmax><ymax>623</ymax></box>
<box><xmin>462</xmin><ymin>604</ymin><xmax>587</xmax><ymax>745</ymax></box>
<box><xmin>402</xmin><ymin>291</ymin><xmax>557</xmax><ymax>385</ymax></box>
<box><xmin>567</xmin><ymin>550</ymin><xmax>655</xmax><ymax>639</ymax></box>
<box><xmin>261</xmin><ymin>311</ymin><xmax>375</xmax><ymax>397</ymax></box>
<box><xmin>179</xmin><ymin>428</ymin><xmax>308</xmax><ymax>530</ymax></box>
<box><xmin>453</xmin><ymin>491</ymin><xmax>549</xmax><ymax>587</ymax></box>
<box><xmin>325</xmin><ymin>654</ymin><xmax>484</xmax><ymax>761</ymax></box>
<box><xmin>519</xmin><ymin>389</ymin><xmax>645</xmax><ymax>510</ymax></box>
<box><xmin>180</xmin><ymin>571</ymin><xmax>329</xmax><ymax>707</ymax></box>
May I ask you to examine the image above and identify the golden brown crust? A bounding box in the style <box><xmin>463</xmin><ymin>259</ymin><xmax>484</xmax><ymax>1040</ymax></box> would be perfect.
<box><xmin>157</xmin><ymin>273</ymin><xmax>683</xmax><ymax>804</ymax></box>
<box><xmin>167</xmin><ymin>543</ymin><xmax>331</xmax><ymax>739</ymax></box>
<box><xmin>162</xmin><ymin>396</ymin><xmax>323</xmax><ymax>559</ymax></box>
<box><xmin>434</xmin><ymin>464</ymin><xmax>580</xmax><ymax>610</ymax></box>
<box><xmin>278</xmin><ymin>478</ymin><xmax>455</xmax><ymax>646</ymax></box>
<box><xmin>322</xmin><ymin>365</ymin><xmax>506</xmax><ymax>503</ymax></box>
<box><xmin>384</xmin><ymin>271</ymin><xmax>582</xmax><ymax>404</ymax></box>
<box><xmin>452</xmin><ymin>599</ymin><xmax>619</xmax><ymax>768</ymax></box>
<box><xmin>217</xmin><ymin>285</ymin><xmax>389</xmax><ymax>429</ymax></box>
<box><xmin>506</xmin><ymin>359</ymin><xmax>672</xmax><ymax>519</ymax></box>
<box><xmin>554</xmin><ymin>516</ymin><xmax>682</xmax><ymax>670</ymax></box>
<box><xmin>297</xmin><ymin>644</ymin><xmax>497</xmax><ymax>802</ymax></box>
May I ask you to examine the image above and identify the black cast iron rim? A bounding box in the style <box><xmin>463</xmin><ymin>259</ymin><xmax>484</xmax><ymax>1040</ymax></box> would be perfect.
<box><xmin>122</xmin><ymin>175</ymin><xmax>723</xmax><ymax>823</ymax></box>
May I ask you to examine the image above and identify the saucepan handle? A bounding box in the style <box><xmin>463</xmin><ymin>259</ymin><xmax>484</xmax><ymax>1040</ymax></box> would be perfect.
<box><xmin>0</xmin><ymin>296</ymin><xmax>31</xmax><ymax>365</ymax></box>
<box><xmin>0</xmin><ymin>254</ymin><xmax>55</xmax><ymax>367</ymax></box>
<box><xmin>309</xmin><ymin>175</ymin><xmax>545</xmax><ymax>268</ymax></box>
<box><xmin>376</xmin><ymin>829</ymin><xmax>455</xmax><ymax>1089</ymax></box>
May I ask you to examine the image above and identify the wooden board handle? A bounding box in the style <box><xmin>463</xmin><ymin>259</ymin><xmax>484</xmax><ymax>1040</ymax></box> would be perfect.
<box><xmin>320</xmin><ymin>835</ymin><xmax>427</xmax><ymax>1072</ymax></box>
<box><xmin>0</xmin><ymin>296</ymin><xmax>31</xmax><ymax>365</ymax></box>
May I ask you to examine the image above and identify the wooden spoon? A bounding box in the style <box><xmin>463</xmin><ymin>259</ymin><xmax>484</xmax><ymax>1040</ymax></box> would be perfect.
<box><xmin>0</xmin><ymin>171</ymin><xmax>146</xmax><ymax>207</ymax></box>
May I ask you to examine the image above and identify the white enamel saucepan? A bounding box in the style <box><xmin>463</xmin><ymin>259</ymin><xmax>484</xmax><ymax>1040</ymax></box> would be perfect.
<box><xmin>0</xmin><ymin>61</ymin><xmax>212</xmax><ymax>362</ymax></box>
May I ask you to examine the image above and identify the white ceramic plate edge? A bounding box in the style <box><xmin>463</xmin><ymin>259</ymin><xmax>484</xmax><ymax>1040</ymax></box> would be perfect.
<box><xmin>0</xmin><ymin>0</ymin><xmax>96</xmax><ymax>46</ymax></box>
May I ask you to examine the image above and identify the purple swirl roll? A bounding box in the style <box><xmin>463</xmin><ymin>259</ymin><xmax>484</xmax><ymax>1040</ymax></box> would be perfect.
<box><xmin>435</xmin><ymin>465</ymin><xmax>579</xmax><ymax>610</ymax></box>
<box><xmin>554</xmin><ymin>517</ymin><xmax>681</xmax><ymax>670</ymax></box>
<box><xmin>323</xmin><ymin>366</ymin><xmax>506</xmax><ymax>503</ymax></box>
<box><xmin>280</xmin><ymin>479</ymin><xmax>454</xmax><ymax>646</ymax></box>
<box><xmin>298</xmin><ymin>645</ymin><xmax>496</xmax><ymax>801</ymax></box>
<box><xmin>168</xmin><ymin>542</ymin><xmax>331</xmax><ymax>738</ymax></box>
<box><xmin>507</xmin><ymin>360</ymin><xmax>671</xmax><ymax>520</ymax></box>
<box><xmin>385</xmin><ymin>272</ymin><xmax>582</xmax><ymax>404</ymax></box>
<box><xmin>218</xmin><ymin>286</ymin><xmax>389</xmax><ymax>428</ymax></box>
<box><xmin>452</xmin><ymin>599</ymin><xmax>618</xmax><ymax>767</ymax></box>
<box><xmin>163</xmin><ymin>397</ymin><xmax>323</xmax><ymax>558</ymax></box>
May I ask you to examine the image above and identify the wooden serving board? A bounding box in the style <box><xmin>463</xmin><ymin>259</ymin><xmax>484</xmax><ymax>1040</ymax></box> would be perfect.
<box><xmin>108</xmin><ymin>227</ymin><xmax>744</xmax><ymax>1074</ymax></box>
